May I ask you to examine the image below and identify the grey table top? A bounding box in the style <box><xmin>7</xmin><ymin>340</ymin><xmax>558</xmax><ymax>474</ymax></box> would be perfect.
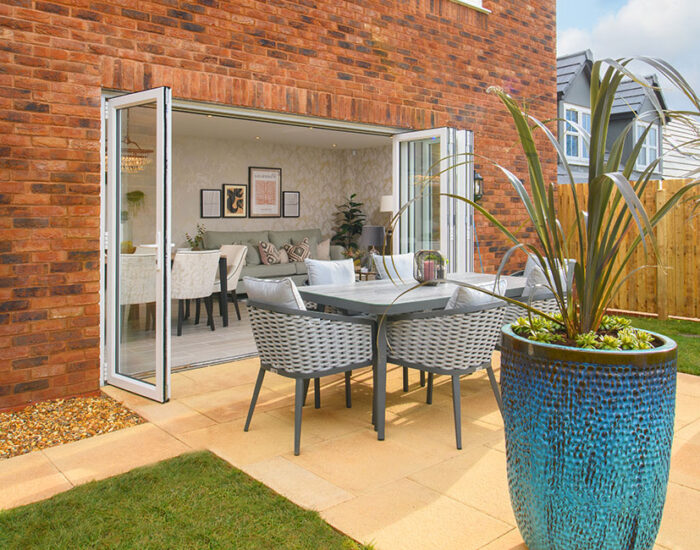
<box><xmin>298</xmin><ymin>273</ymin><xmax>526</xmax><ymax>315</ymax></box>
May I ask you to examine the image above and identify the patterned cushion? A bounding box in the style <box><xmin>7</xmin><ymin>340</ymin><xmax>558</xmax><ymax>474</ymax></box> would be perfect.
<box><xmin>258</xmin><ymin>241</ymin><xmax>281</xmax><ymax>265</ymax></box>
<box><xmin>283</xmin><ymin>237</ymin><xmax>311</xmax><ymax>262</ymax></box>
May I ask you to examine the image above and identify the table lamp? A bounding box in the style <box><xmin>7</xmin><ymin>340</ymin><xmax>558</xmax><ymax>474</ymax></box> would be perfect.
<box><xmin>359</xmin><ymin>225</ymin><xmax>385</xmax><ymax>268</ymax></box>
<box><xmin>379</xmin><ymin>195</ymin><xmax>394</xmax><ymax>254</ymax></box>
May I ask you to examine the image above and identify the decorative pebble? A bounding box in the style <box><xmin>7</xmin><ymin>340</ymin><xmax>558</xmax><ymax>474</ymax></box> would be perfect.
<box><xmin>0</xmin><ymin>395</ymin><xmax>143</xmax><ymax>459</ymax></box>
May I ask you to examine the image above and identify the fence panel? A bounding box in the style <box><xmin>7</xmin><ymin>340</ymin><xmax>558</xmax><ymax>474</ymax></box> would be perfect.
<box><xmin>556</xmin><ymin>179</ymin><xmax>698</xmax><ymax>319</ymax></box>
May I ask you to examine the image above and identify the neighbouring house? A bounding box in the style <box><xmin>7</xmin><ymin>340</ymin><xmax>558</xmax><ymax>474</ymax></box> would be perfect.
<box><xmin>556</xmin><ymin>50</ymin><xmax>667</xmax><ymax>184</ymax></box>
<box><xmin>663</xmin><ymin>117</ymin><xmax>700</xmax><ymax>179</ymax></box>
<box><xmin>0</xmin><ymin>0</ymin><xmax>557</xmax><ymax>409</ymax></box>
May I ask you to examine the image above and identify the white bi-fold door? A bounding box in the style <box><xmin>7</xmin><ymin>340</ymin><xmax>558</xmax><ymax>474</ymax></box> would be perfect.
<box><xmin>105</xmin><ymin>87</ymin><xmax>172</xmax><ymax>402</ymax></box>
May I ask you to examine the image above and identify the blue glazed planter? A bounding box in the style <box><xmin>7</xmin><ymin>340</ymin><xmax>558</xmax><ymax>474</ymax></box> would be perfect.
<box><xmin>500</xmin><ymin>326</ymin><xmax>677</xmax><ymax>550</ymax></box>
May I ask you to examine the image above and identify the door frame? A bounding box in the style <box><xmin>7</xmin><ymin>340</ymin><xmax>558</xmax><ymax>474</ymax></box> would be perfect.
<box><xmin>104</xmin><ymin>87</ymin><xmax>172</xmax><ymax>402</ymax></box>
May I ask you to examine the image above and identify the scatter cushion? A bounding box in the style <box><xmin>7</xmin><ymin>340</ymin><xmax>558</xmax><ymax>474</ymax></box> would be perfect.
<box><xmin>278</xmin><ymin>248</ymin><xmax>289</xmax><ymax>264</ymax></box>
<box><xmin>522</xmin><ymin>264</ymin><xmax>566</xmax><ymax>298</ymax></box>
<box><xmin>243</xmin><ymin>276</ymin><xmax>306</xmax><ymax>311</ymax></box>
<box><xmin>372</xmin><ymin>253</ymin><xmax>414</xmax><ymax>282</ymax></box>
<box><xmin>233</xmin><ymin>241</ymin><xmax>261</xmax><ymax>266</ymax></box>
<box><xmin>316</xmin><ymin>238</ymin><xmax>331</xmax><ymax>261</ymax></box>
<box><xmin>283</xmin><ymin>237</ymin><xmax>311</xmax><ymax>262</ymax></box>
<box><xmin>258</xmin><ymin>241</ymin><xmax>282</xmax><ymax>265</ymax></box>
<box><xmin>305</xmin><ymin>259</ymin><xmax>355</xmax><ymax>286</ymax></box>
<box><xmin>445</xmin><ymin>279</ymin><xmax>507</xmax><ymax>310</ymax></box>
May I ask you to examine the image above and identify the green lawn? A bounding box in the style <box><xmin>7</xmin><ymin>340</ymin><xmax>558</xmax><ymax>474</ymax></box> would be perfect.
<box><xmin>0</xmin><ymin>452</ymin><xmax>369</xmax><ymax>550</ymax></box>
<box><xmin>628</xmin><ymin>317</ymin><xmax>700</xmax><ymax>376</ymax></box>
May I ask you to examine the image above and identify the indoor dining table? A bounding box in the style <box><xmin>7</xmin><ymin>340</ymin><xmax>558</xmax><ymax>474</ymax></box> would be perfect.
<box><xmin>298</xmin><ymin>272</ymin><xmax>527</xmax><ymax>441</ymax></box>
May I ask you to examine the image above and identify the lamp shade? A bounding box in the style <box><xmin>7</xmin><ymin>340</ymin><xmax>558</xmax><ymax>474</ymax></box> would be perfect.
<box><xmin>380</xmin><ymin>195</ymin><xmax>394</xmax><ymax>213</ymax></box>
<box><xmin>359</xmin><ymin>225</ymin><xmax>385</xmax><ymax>248</ymax></box>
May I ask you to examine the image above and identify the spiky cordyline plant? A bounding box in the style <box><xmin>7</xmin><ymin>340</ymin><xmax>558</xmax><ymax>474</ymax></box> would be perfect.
<box><xmin>391</xmin><ymin>57</ymin><xmax>699</xmax><ymax>340</ymax></box>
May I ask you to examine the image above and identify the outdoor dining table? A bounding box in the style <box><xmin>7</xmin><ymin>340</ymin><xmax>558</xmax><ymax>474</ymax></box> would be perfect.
<box><xmin>298</xmin><ymin>272</ymin><xmax>527</xmax><ymax>441</ymax></box>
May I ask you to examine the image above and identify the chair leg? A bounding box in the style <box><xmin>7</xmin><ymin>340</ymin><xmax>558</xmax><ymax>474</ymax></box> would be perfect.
<box><xmin>232</xmin><ymin>290</ymin><xmax>241</xmax><ymax>321</ymax></box>
<box><xmin>177</xmin><ymin>300</ymin><xmax>184</xmax><ymax>336</ymax></box>
<box><xmin>294</xmin><ymin>378</ymin><xmax>305</xmax><ymax>456</ymax></box>
<box><xmin>402</xmin><ymin>366</ymin><xmax>409</xmax><ymax>392</ymax></box>
<box><xmin>426</xmin><ymin>372</ymin><xmax>434</xmax><ymax>404</ymax></box>
<box><xmin>345</xmin><ymin>371</ymin><xmax>352</xmax><ymax>408</ymax></box>
<box><xmin>420</xmin><ymin>371</ymin><xmax>426</xmax><ymax>387</ymax></box>
<box><xmin>244</xmin><ymin>368</ymin><xmax>266</xmax><ymax>432</ymax></box>
<box><xmin>486</xmin><ymin>366</ymin><xmax>503</xmax><ymax>413</ymax></box>
<box><xmin>146</xmin><ymin>302</ymin><xmax>155</xmax><ymax>331</ymax></box>
<box><xmin>194</xmin><ymin>299</ymin><xmax>201</xmax><ymax>325</ymax></box>
<box><xmin>120</xmin><ymin>305</ymin><xmax>127</xmax><ymax>342</ymax></box>
<box><xmin>302</xmin><ymin>378</ymin><xmax>310</xmax><ymax>406</ymax></box>
<box><xmin>314</xmin><ymin>377</ymin><xmax>320</xmax><ymax>409</ymax></box>
<box><xmin>204</xmin><ymin>296</ymin><xmax>215</xmax><ymax>331</ymax></box>
<box><xmin>451</xmin><ymin>375</ymin><xmax>462</xmax><ymax>450</ymax></box>
<box><xmin>184</xmin><ymin>299</ymin><xmax>190</xmax><ymax>320</ymax></box>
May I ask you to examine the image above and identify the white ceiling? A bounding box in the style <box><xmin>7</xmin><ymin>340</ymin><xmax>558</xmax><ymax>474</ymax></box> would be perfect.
<box><xmin>171</xmin><ymin>110</ymin><xmax>393</xmax><ymax>150</ymax></box>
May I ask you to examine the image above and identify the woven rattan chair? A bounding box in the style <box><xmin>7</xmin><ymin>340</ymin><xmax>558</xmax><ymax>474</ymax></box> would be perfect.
<box><xmin>244</xmin><ymin>301</ymin><xmax>374</xmax><ymax>455</ymax></box>
<box><xmin>386</xmin><ymin>302</ymin><xmax>506</xmax><ymax>449</ymax></box>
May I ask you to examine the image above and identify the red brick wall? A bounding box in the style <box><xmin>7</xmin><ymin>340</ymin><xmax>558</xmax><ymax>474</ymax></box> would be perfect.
<box><xmin>0</xmin><ymin>0</ymin><xmax>557</xmax><ymax>408</ymax></box>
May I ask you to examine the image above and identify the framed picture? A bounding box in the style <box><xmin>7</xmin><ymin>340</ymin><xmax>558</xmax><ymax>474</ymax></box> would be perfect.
<box><xmin>222</xmin><ymin>183</ymin><xmax>247</xmax><ymax>218</ymax></box>
<box><xmin>282</xmin><ymin>191</ymin><xmax>300</xmax><ymax>218</ymax></box>
<box><xmin>200</xmin><ymin>189</ymin><xmax>222</xmax><ymax>218</ymax></box>
<box><xmin>249</xmin><ymin>167</ymin><xmax>281</xmax><ymax>218</ymax></box>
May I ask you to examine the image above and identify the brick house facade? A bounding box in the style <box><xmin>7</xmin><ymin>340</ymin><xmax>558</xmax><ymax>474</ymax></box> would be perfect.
<box><xmin>0</xmin><ymin>0</ymin><xmax>557</xmax><ymax>409</ymax></box>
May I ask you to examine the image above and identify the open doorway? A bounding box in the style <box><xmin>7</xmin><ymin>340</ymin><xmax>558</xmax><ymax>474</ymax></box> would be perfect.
<box><xmin>104</xmin><ymin>97</ymin><xmax>397</xmax><ymax>383</ymax></box>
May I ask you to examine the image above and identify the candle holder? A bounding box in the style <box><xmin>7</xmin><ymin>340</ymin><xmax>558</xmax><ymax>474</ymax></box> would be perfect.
<box><xmin>413</xmin><ymin>250</ymin><xmax>446</xmax><ymax>286</ymax></box>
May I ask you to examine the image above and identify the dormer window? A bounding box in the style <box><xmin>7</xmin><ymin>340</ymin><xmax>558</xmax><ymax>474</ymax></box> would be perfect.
<box><xmin>562</xmin><ymin>103</ymin><xmax>591</xmax><ymax>164</ymax></box>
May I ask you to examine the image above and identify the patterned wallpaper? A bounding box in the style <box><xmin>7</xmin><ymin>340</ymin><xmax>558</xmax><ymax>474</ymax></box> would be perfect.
<box><xmin>125</xmin><ymin>135</ymin><xmax>393</xmax><ymax>248</ymax></box>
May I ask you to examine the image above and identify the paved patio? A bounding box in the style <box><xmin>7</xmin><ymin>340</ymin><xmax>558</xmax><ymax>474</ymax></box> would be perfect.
<box><xmin>2</xmin><ymin>355</ymin><xmax>699</xmax><ymax>549</ymax></box>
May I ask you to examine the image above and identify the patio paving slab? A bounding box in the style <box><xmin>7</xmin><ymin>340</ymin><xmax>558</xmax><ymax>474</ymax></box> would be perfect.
<box><xmin>243</xmin><ymin>455</ymin><xmax>354</xmax><ymax>511</ymax></box>
<box><xmin>321</xmin><ymin>477</ymin><xmax>513</xmax><ymax>550</ymax></box>
<box><xmin>42</xmin><ymin>423</ymin><xmax>189</xmax><ymax>486</ymax></box>
<box><xmin>0</xmin><ymin>451</ymin><xmax>72</xmax><ymax>510</ymax></box>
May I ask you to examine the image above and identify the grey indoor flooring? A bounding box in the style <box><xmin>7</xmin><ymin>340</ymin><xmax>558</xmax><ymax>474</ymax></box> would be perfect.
<box><xmin>118</xmin><ymin>299</ymin><xmax>256</xmax><ymax>377</ymax></box>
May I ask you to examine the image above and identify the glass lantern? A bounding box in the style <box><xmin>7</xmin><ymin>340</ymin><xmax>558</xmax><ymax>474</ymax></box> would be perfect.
<box><xmin>413</xmin><ymin>250</ymin><xmax>446</xmax><ymax>286</ymax></box>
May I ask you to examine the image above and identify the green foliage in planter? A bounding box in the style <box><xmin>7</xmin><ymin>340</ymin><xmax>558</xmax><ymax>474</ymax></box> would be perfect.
<box><xmin>185</xmin><ymin>223</ymin><xmax>206</xmax><ymax>250</ymax></box>
<box><xmin>331</xmin><ymin>193</ymin><xmax>366</xmax><ymax>255</ymax></box>
<box><xmin>511</xmin><ymin>314</ymin><xmax>655</xmax><ymax>351</ymax></box>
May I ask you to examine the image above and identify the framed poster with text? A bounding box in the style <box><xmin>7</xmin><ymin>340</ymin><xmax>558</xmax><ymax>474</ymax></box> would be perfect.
<box><xmin>248</xmin><ymin>167</ymin><xmax>281</xmax><ymax>218</ymax></box>
<box><xmin>200</xmin><ymin>188</ymin><xmax>222</xmax><ymax>218</ymax></box>
<box><xmin>282</xmin><ymin>191</ymin><xmax>300</xmax><ymax>218</ymax></box>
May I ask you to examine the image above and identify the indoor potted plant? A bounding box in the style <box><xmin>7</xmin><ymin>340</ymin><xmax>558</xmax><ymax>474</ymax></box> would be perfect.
<box><xmin>482</xmin><ymin>58</ymin><xmax>699</xmax><ymax>549</ymax></box>
<box><xmin>331</xmin><ymin>193</ymin><xmax>366</xmax><ymax>263</ymax></box>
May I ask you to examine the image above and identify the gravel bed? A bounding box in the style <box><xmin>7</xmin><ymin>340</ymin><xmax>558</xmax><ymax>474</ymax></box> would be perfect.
<box><xmin>0</xmin><ymin>395</ymin><xmax>143</xmax><ymax>459</ymax></box>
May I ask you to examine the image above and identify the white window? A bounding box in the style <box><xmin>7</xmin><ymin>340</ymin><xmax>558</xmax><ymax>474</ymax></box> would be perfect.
<box><xmin>635</xmin><ymin>121</ymin><xmax>659</xmax><ymax>170</ymax></box>
<box><xmin>562</xmin><ymin>103</ymin><xmax>591</xmax><ymax>164</ymax></box>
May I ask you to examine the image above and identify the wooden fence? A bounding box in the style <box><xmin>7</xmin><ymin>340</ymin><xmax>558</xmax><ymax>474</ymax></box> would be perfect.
<box><xmin>557</xmin><ymin>179</ymin><xmax>699</xmax><ymax>319</ymax></box>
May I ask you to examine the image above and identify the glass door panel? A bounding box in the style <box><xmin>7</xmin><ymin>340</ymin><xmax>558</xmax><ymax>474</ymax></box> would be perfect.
<box><xmin>392</xmin><ymin>128</ymin><xmax>473</xmax><ymax>273</ymax></box>
<box><xmin>106</xmin><ymin>88</ymin><xmax>171</xmax><ymax>402</ymax></box>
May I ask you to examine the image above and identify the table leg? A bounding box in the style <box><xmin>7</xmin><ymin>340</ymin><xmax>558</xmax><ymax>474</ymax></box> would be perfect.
<box><xmin>375</xmin><ymin>318</ymin><xmax>386</xmax><ymax>441</ymax></box>
<box><xmin>219</xmin><ymin>257</ymin><xmax>228</xmax><ymax>328</ymax></box>
<box><xmin>371</xmin><ymin>322</ymin><xmax>377</xmax><ymax>429</ymax></box>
